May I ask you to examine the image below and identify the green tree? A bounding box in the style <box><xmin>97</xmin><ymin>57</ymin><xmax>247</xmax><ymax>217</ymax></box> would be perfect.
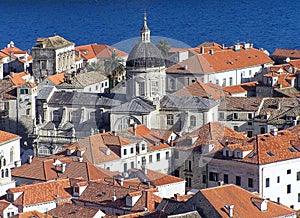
<box><xmin>157</xmin><ymin>39</ymin><xmax>171</xmax><ymax>58</ymax></box>
<box><xmin>104</xmin><ymin>49</ymin><xmax>124</xmax><ymax>88</ymax></box>
<box><xmin>85</xmin><ymin>62</ymin><xmax>102</xmax><ymax>72</ymax></box>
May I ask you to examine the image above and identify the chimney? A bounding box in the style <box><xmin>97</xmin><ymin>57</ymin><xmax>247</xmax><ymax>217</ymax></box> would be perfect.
<box><xmin>225</xmin><ymin>205</ymin><xmax>234</xmax><ymax>218</ymax></box>
<box><xmin>106</xmin><ymin>149</ymin><xmax>111</xmax><ymax>156</ymax></box>
<box><xmin>112</xmin><ymin>190</ymin><xmax>117</xmax><ymax>202</ymax></box>
<box><xmin>209</xmin><ymin>49</ymin><xmax>214</xmax><ymax>55</ymax></box>
<box><xmin>133</xmin><ymin>123</ymin><xmax>137</xmax><ymax>136</ymax></box>
<box><xmin>100</xmin><ymin>129</ymin><xmax>105</xmax><ymax>133</ymax></box>
<box><xmin>201</xmin><ymin>46</ymin><xmax>205</xmax><ymax>54</ymax></box>
<box><xmin>61</xmin><ymin>163</ymin><xmax>66</xmax><ymax>173</ymax></box>
<box><xmin>119</xmin><ymin>177</ymin><xmax>124</xmax><ymax>186</ymax></box>
<box><xmin>222</xmin><ymin>44</ymin><xmax>225</xmax><ymax>49</ymax></box>
<box><xmin>141</xmin><ymin>165</ymin><xmax>147</xmax><ymax>174</ymax></box>
<box><xmin>184</xmin><ymin>65</ymin><xmax>188</xmax><ymax>70</ymax></box>
<box><xmin>270</xmin><ymin>128</ymin><xmax>278</xmax><ymax>137</ymax></box>
<box><xmin>112</xmin><ymin>131</ymin><xmax>117</xmax><ymax>136</ymax></box>
<box><xmin>28</xmin><ymin>155</ymin><xmax>33</xmax><ymax>164</ymax></box>
<box><xmin>234</xmin><ymin>43</ymin><xmax>241</xmax><ymax>52</ymax></box>
<box><xmin>78</xmin><ymin>157</ymin><xmax>83</xmax><ymax>162</ymax></box>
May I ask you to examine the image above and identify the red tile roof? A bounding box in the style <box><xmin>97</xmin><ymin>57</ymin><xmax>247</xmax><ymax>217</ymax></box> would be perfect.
<box><xmin>201</xmin><ymin>184</ymin><xmax>295</xmax><ymax>218</ymax></box>
<box><xmin>0</xmin><ymin>200</ymin><xmax>11</xmax><ymax>210</ymax></box>
<box><xmin>11</xmin><ymin>210</ymin><xmax>51</xmax><ymax>218</ymax></box>
<box><xmin>223</xmin><ymin>81</ymin><xmax>258</xmax><ymax>94</ymax></box>
<box><xmin>0</xmin><ymin>130</ymin><xmax>20</xmax><ymax>145</ymax></box>
<box><xmin>12</xmin><ymin>156</ymin><xmax>116</xmax><ymax>182</ymax></box>
<box><xmin>127</xmin><ymin>125</ymin><xmax>171</xmax><ymax>150</ymax></box>
<box><xmin>219</xmin><ymin>97</ymin><xmax>263</xmax><ymax>111</ymax></box>
<box><xmin>48</xmin><ymin>203</ymin><xmax>100</xmax><ymax>218</ymax></box>
<box><xmin>173</xmin><ymin>81</ymin><xmax>227</xmax><ymax>100</ymax></box>
<box><xmin>7</xmin><ymin>72</ymin><xmax>28</xmax><ymax>86</ymax></box>
<box><xmin>175</xmin><ymin>122</ymin><xmax>247</xmax><ymax>152</ymax></box>
<box><xmin>75</xmin><ymin>44</ymin><xmax>127</xmax><ymax>60</ymax></box>
<box><xmin>272</xmin><ymin>48</ymin><xmax>300</xmax><ymax>59</ymax></box>
<box><xmin>9</xmin><ymin>179</ymin><xmax>72</xmax><ymax>206</ymax></box>
<box><xmin>167</xmin><ymin>44</ymin><xmax>273</xmax><ymax>74</ymax></box>
<box><xmin>46</xmin><ymin>73</ymin><xmax>66</xmax><ymax>86</ymax></box>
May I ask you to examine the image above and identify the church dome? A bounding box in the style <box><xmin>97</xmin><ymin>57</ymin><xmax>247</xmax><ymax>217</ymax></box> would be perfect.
<box><xmin>126</xmin><ymin>42</ymin><xmax>165</xmax><ymax>68</ymax></box>
<box><xmin>126</xmin><ymin>13</ymin><xmax>165</xmax><ymax>68</ymax></box>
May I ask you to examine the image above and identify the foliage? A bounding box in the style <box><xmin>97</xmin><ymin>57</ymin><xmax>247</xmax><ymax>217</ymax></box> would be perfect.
<box><xmin>157</xmin><ymin>39</ymin><xmax>171</xmax><ymax>58</ymax></box>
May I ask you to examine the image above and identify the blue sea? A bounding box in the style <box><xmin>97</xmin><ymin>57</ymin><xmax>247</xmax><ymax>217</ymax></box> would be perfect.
<box><xmin>0</xmin><ymin>0</ymin><xmax>299</xmax><ymax>53</ymax></box>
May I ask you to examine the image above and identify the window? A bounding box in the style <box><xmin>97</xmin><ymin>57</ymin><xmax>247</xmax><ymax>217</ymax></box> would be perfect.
<box><xmin>156</xmin><ymin>153</ymin><xmax>160</xmax><ymax>162</ymax></box>
<box><xmin>290</xmin><ymin>205</ymin><xmax>294</xmax><ymax>209</ymax></box>
<box><xmin>209</xmin><ymin>172</ymin><xmax>218</xmax><ymax>182</ymax></box>
<box><xmin>277</xmin><ymin>176</ymin><xmax>280</xmax><ymax>183</ymax></box>
<box><xmin>229</xmin><ymin>77</ymin><xmax>233</xmax><ymax>86</ymax></box>
<box><xmin>233</xmin><ymin>113</ymin><xmax>239</xmax><ymax>120</ymax></box>
<box><xmin>234</xmin><ymin>126</ymin><xmax>238</xmax><ymax>131</ymax></box>
<box><xmin>190</xmin><ymin>115</ymin><xmax>196</xmax><ymax>127</ymax></box>
<box><xmin>266</xmin><ymin>178</ymin><xmax>270</xmax><ymax>187</ymax></box>
<box><xmin>222</xmin><ymin>78</ymin><xmax>226</xmax><ymax>86</ymax></box>
<box><xmin>248</xmin><ymin>113</ymin><xmax>253</xmax><ymax>119</ymax></box>
<box><xmin>224</xmin><ymin>174</ymin><xmax>228</xmax><ymax>184</ymax></box>
<box><xmin>130</xmin><ymin>147</ymin><xmax>134</xmax><ymax>154</ymax></box>
<box><xmin>287</xmin><ymin>184</ymin><xmax>291</xmax><ymax>194</ymax></box>
<box><xmin>298</xmin><ymin>193</ymin><xmax>300</xmax><ymax>202</ymax></box>
<box><xmin>141</xmin><ymin>144</ymin><xmax>146</xmax><ymax>151</ymax></box>
<box><xmin>123</xmin><ymin>163</ymin><xmax>127</xmax><ymax>172</ymax></box>
<box><xmin>248</xmin><ymin>178</ymin><xmax>253</xmax><ymax>188</ymax></box>
<box><xmin>20</xmin><ymin>88</ymin><xmax>28</xmax><ymax>95</ymax></box>
<box><xmin>149</xmin><ymin>155</ymin><xmax>153</xmax><ymax>163</ymax></box>
<box><xmin>26</xmin><ymin>108</ymin><xmax>30</xmax><ymax>115</ymax></box>
<box><xmin>52</xmin><ymin>110</ymin><xmax>60</xmax><ymax>122</ymax></box>
<box><xmin>287</xmin><ymin>169</ymin><xmax>291</xmax><ymax>174</ymax></box>
<box><xmin>170</xmin><ymin>79</ymin><xmax>176</xmax><ymax>90</ymax></box>
<box><xmin>186</xmin><ymin>177</ymin><xmax>192</xmax><ymax>187</ymax></box>
<box><xmin>5</xmin><ymin>169</ymin><xmax>8</xmax><ymax>177</ymax></box>
<box><xmin>70</xmin><ymin>111</ymin><xmax>79</xmax><ymax>123</ymax></box>
<box><xmin>248</xmin><ymin>121</ymin><xmax>253</xmax><ymax>126</ymax></box>
<box><xmin>151</xmin><ymin>81</ymin><xmax>159</xmax><ymax>96</ymax></box>
<box><xmin>247</xmin><ymin>131</ymin><xmax>253</xmax><ymax>137</ymax></box>
<box><xmin>260</xmin><ymin>127</ymin><xmax>266</xmax><ymax>134</ymax></box>
<box><xmin>123</xmin><ymin>149</ymin><xmax>127</xmax><ymax>156</ymax></box>
<box><xmin>185</xmin><ymin>160</ymin><xmax>192</xmax><ymax>172</ymax></box>
<box><xmin>167</xmin><ymin>114</ymin><xmax>174</xmax><ymax>125</ymax></box>
<box><xmin>236</xmin><ymin>176</ymin><xmax>241</xmax><ymax>186</ymax></box>
<box><xmin>138</xmin><ymin>82</ymin><xmax>145</xmax><ymax>96</ymax></box>
<box><xmin>142</xmin><ymin>156</ymin><xmax>146</xmax><ymax>165</ymax></box>
<box><xmin>130</xmin><ymin>161</ymin><xmax>134</xmax><ymax>168</ymax></box>
<box><xmin>166</xmin><ymin>151</ymin><xmax>170</xmax><ymax>160</ymax></box>
<box><xmin>10</xmin><ymin>147</ymin><xmax>14</xmax><ymax>163</ymax></box>
<box><xmin>40</xmin><ymin>60</ymin><xmax>47</xmax><ymax>69</ymax></box>
<box><xmin>297</xmin><ymin>172</ymin><xmax>300</xmax><ymax>181</ymax></box>
<box><xmin>219</xmin><ymin>112</ymin><xmax>224</xmax><ymax>120</ymax></box>
<box><xmin>277</xmin><ymin>197</ymin><xmax>280</xmax><ymax>203</ymax></box>
<box><xmin>202</xmin><ymin>175</ymin><xmax>207</xmax><ymax>184</ymax></box>
<box><xmin>174</xmin><ymin>150</ymin><xmax>179</xmax><ymax>159</ymax></box>
<box><xmin>3</xmin><ymin>159</ymin><xmax>6</xmax><ymax>167</ymax></box>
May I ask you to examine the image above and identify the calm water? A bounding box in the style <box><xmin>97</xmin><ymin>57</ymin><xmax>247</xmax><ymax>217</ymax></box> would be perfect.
<box><xmin>0</xmin><ymin>0</ymin><xmax>299</xmax><ymax>53</ymax></box>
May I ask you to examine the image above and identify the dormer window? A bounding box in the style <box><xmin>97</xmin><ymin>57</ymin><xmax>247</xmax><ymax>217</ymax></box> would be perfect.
<box><xmin>20</xmin><ymin>89</ymin><xmax>28</xmax><ymax>95</ymax></box>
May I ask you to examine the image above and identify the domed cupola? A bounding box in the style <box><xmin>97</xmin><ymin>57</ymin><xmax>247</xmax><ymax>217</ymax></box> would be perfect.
<box><xmin>126</xmin><ymin>13</ymin><xmax>165</xmax><ymax>69</ymax></box>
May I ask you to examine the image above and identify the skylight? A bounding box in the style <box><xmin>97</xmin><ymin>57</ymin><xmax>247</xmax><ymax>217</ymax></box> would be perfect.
<box><xmin>288</xmin><ymin>147</ymin><xmax>296</xmax><ymax>153</ymax></box>
<box><xmin>249</xmin><ymin>153</ymin><xmax>257</xmax><ymax>158</ymax></box>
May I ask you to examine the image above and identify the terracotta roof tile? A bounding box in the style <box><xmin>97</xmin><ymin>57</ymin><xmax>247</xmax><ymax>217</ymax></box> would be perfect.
<box><xmin>167</xmin><ymin>44</ymin><xmax>273</xmax><ymax>74</ymax></box>
<box><xmin>0</xmin><ymin>130</ymin><xmax>20</xmax><ymax>145</ymax></box>
<box><xmin>272</xmin><ymin>48</ymin><xmax>300</xmax><ymax>59</ymax></box>
<box><xmin>219</xmin><ymin>97</ymin><xmax>263</xmax><ymax>111</ymax></box>
<box><xmin>223</xmin><ymin>81</ymin><xmax>258</xmax><ymax>94</ymax></box>
<box><xmin>9</xmin><ymin>179</ymin><xmax>72</xmax><ymax>206</ymax></box>
<box><xmin>173</xmin><ymin>81</ymin><xmax>227</xmax><ymax>100</ymax></box>
<box><xmin>48</xmin><ymin>203</ymin><xmax>100</xmax><ymax>218</ymax></box>
<box><xmin>7</xmin><ymin>72</ymin><xmax>28</xmax><ymax>86</ymax></box>
<box><xmin>200</xmin><ymin>184</ymin><xmax>295</xmax><ymax>218</ymax></box>
<box><xmin>46</xmin><ymin>73</ymin><xmax>66</xmax><ymax>86</ymax></box>
<box><xmin>0</xmin><ymin>200</ymin><xmax>11</xmax><ymax>210</ymax></box>
<box><xmin>11</xmin><ymin>210</ymin><xmax>51</xmax><ymax>218</ymax></box>
<box><xmin>175</xmin><ymin>122</ymin><xmax>247</xmax><ymax>152</ymax></box>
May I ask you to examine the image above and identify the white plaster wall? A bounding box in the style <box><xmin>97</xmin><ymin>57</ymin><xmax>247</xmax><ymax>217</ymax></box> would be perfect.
<box><xmin>156</xmin><ymin>181</ymin><xmax>185</xmax><ymax>198</ymax></box>
<box><xmin>259</xmin><ymin>158</ymin><xmax>300</xmax><ymax>210</ymax></box>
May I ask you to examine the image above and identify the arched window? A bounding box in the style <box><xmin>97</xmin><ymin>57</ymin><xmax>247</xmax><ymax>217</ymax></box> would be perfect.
<box><xmin>190</xmin><ymin>115</ymin><xmax>196</xmax><ymax>127</ymax></box>
<box><xmin>118</xmin><ymin>118</ymin><xmax>129</xmax><ymax>130</ymax></box>
<box><xmin>1</xmin><ymin>170</ymin><xmax>4</xmax><ymax>178</ymax></box>
<box><xmin>3</xmin><ymin>159</ymin><xmax>6</xmax><ymax>167</ymax></box>
<box><xmin>10</xmin><ymin>147</ymin><xmax>14</xmax><ymax>163</ymax></box>
<box><xmin>5</xmin><ymin>169</ymin><xmax>8</xmax><ymax>177</ymax></box>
